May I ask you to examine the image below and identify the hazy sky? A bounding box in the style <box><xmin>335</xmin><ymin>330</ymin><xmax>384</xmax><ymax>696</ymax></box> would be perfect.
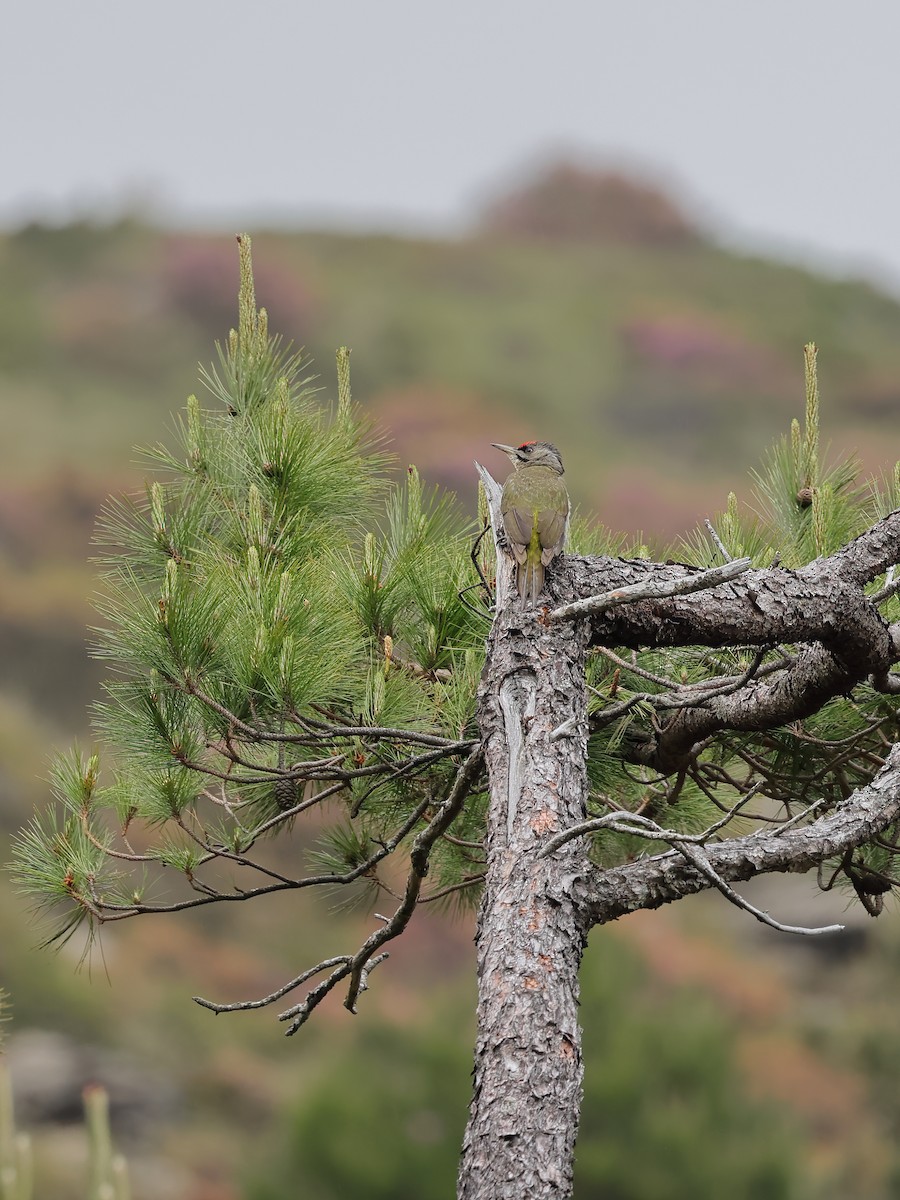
<box><xmin>7</xmin><ymin>1</ymin><xmax>900</xmax><ymax>286</ymax></box>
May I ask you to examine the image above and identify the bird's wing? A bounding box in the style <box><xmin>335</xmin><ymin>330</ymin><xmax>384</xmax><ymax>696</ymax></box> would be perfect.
<box><xmin>537</xmin><ymin>507</ymin><xmax>567</xmax><ymax>565</ymax></box>
<box><xmin>501</xmin><ymin>505</ymin><xmax>533</xmax><ymax>563</ymax></box>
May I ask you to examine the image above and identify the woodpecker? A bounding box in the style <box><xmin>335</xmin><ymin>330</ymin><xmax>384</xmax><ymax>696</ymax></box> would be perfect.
<box><xmin>491</xmin><ymin>441</ymin><xmax>569</xmax><ymax>605</ymax></box>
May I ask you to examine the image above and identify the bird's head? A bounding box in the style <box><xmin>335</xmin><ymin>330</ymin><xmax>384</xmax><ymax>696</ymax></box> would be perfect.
<box><xmin>491</xmin><ymin>441</ymin><xmax>564</xmax><ymax>475</ymax></box>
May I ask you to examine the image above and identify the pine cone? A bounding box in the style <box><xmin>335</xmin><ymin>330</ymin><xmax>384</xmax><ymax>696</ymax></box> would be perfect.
<box><xmin>274</xmin><ymin>775</ymin><xmax>297</xmax><ymax>810</ymax></box>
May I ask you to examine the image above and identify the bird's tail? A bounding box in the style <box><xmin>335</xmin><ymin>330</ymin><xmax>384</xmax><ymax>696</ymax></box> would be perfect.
<box><xmin>517</xmin><ymin>559</ymin><xmax>545</xmax><ymax>606</ymax></box>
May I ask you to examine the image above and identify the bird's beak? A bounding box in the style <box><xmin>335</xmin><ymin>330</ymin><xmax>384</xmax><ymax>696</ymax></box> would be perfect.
<box><xmin>491</xmin><ymin>443</ymin><xmax>516</xmax><ymax>456</ymax></box>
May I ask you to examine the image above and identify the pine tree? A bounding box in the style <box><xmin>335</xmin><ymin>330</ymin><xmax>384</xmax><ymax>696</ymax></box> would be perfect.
<box><xmin>12</xmin><ymin>239</ymin><xmax>900</xmax><ymax>1200</ymax></box>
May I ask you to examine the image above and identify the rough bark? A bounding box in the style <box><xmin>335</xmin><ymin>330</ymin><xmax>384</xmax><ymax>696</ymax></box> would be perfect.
<box><xmin>573</xmin><ymin>742</ymin><xmax>900</xmax><ymax>925</ymax></box>
<box><xmin>555</xmin><ymin>535</ymin><xmax>900</xmax><ymax>771</ymax></box>
<box><xmin>458</xmin><ymin>479</ymin><xmax>593</xmax><ymax>1200</ymax></box>
<box><xmin>458</xmin><ymin>485</ymin><xmax>900</xmax><ymax>1200</ymax></box>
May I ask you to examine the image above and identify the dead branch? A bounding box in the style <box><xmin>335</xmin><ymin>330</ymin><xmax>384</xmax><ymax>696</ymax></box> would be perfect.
<box><xmin>549</xmin><ymin>557</ymin><xmax>753</xmax><ymax>622</ymax></box>
<box><xmin>574</xmin><ymin>743</ymin><xmax>900</xmax><ymax>928</ymax></box>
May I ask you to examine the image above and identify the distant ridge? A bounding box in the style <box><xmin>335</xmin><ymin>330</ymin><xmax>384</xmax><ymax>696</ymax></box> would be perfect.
<box><xmin>478</xmin><ymin>160</ymin><xmax>700</xmax><ymax>245</ymax></box>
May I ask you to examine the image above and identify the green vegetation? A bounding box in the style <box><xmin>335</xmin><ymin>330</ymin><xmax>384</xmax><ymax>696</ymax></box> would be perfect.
<box><xmin>11</xmin><ymin>238</ymin><xmax>488</xmax><ymax>958</ymax></box>
<box><xmin>12</xmin><ymin>247</ymin><xmax>900</xmax><ymax>961</ymax></box>
<box><xmin>3</xmin><ymin>196</ymin><xmax>900</xmax><ymax>523</ymax></box>
<box><xmin>4</xmin><ymin>171</ymin><xmax>900</xmax><ymax>1195</ymax></box>
<box><xmin>247</xmin><ymin>937</ymin><xmax>800</xmax><ymax>1200</ymax></box>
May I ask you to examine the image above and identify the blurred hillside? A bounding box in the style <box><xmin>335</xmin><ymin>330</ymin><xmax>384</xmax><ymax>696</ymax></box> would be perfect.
<box><xmin>6</xmin><ymin>161</ymin><xmax>900</xmax><ymax>504</ymax></box>
<box><xmin>3</xmin><ymin>163</ymin><xmax>900</xmax><ymax>1198</ymax></box>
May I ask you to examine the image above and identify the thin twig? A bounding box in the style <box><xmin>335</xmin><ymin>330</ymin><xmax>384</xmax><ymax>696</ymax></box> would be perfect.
<box><xmin>185</xmin><ymin>748</ymin><xmax>483</xmax><ymax>1031</ymax></box>
<box><xmin>193</xmin><ymin>956</ymin><xmax>387</xmax><ymax>1014</ymax></box>
<box><xmin>468</xmin><ymin>521</ymin><xmax>495</xmax><ymax>610</ymax></box>
<box><xmin>280</xmin><ymin>746</ymin><xmax>483</xmax><ymax>1033</ymax></box>
<box><xmin>549</xmin><ymin>557</ymin><xmax>753</xmax><ymax>622</ymax></box>
<box><xmin>182</xmin><ymin>677</ymin><xmax>474</xmax><ymax>751</ymax></box>
<box><xmin>420</xmin><ymin>874</ymin><xmax>486</xmax><ymax>903</ymax></box>
<box><xmin>592</xmin><ymin>646</ymin><xmax>681</xmax><ymax>689</ymax></box>
<box><xmin>673</xmin><ymin>840</ymin><xmax>844</xmax><ymax>936</ymax></box>
<box><xmin>871</xmin><ymin>564</ymin><xmax>900</xmax><ymax>604</ymax></box>
<box><xmin>90</xmin><ymin>791</ymin><xmax>438</xmax><ymax>920</ymax></box>
<box><xmin>541</xmin><ymin>806</ymin><xmax>844</xmax><ymax>936</ymax></box>
<box><xmin>539</xmin><ymin>791</ymin><xmax>760</xmax><ymax>860</ymax></box>
<box><xmin>704</xmin><ymin>519</ymin><xmax>734</xmax><ymax>563</ymax></box>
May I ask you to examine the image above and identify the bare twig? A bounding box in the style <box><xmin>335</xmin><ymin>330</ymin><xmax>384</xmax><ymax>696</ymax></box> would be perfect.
<box><xmin>458</xmin><ymin>581</ymin><xmax>495</xmax><ymax>622</ymax></box>
<box><xmin>550</xmin><ymin>558</ymin><xmax>753</xmax><ymax>622</ymax></box>
<box><xmin>420</xmin><ymin>874</ymin><xmax>486</xmax><ymax>903</ymax></box>
<box><xmin>672</xmin><ymin>840</ymin><xmax>844</xmax><ymax>936</ymax></box>
<box><xmin>467</xmin><ymin>522</ymin><xmax>495</xmax><ymax>611</ymax></box>
<box><xmin>279</xmin><ymin>746</ymin><xmax>484</xmax><ymax>1033</ymax></box>
<box><xmin>179</xmin><ymin>675</ymin><xmax>475</xmax><ymax>752</ymax></box>
<box><xmin>540</xmin><ymin>793</ymin><xmax>842</xmax><ymax>935</ymax></box>
<box><xmin>589</xmin><ymin>647</ymin><xmax>774</xmax><ymax>736</ymax></box>
<box><xmin>871</xmin><ymin>564</ymin><xmax>900</xmax><ymax>604</ymax></box>
<box><xmin>90</xmin><ymin>790</ymin><xmax>439</xmax><ymax>921</ymax></box>
<box><xmin>577</xmin><ymin>745</ymin><xmax>900</xmax><ymax>928</ymax></box>
<box><xmin>539</xmin><ymin>785</ymin><xmax>762</xmax><ymax>860</ymax></box>
<box><xmin>592</xmin><ymin>646</ymin><xmax>681</xmax><ymax>689</ymax></box>
<box><xmin>589</xmin><ymin>692</ymin><xmax>651</xmax><ymax>729</ymax></box>
<box><xmin>193</xmin><ymin>957</ymin><xmax>364</xmax><ymax>1014</ymax></box>
<box><xmin>186</xmin><ymin>748</ymin><xmax>484</xmax><ymax>1034</ymax></box>
<box><xmin>704</xmin><ymin>518</ymin><xmax>734</xmax><ymax>563</ymax></box>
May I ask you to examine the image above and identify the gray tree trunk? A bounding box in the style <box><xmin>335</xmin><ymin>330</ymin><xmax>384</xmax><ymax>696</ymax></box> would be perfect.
<box><xmin>458</xmin><ymin>489</ymin><xmax>593</xmax><ymax>1200</ymax></box>
<box><xmin>456</xmin><ymin>483</ymin><xmax>900</xmax><ymax>1199</ymax></box>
